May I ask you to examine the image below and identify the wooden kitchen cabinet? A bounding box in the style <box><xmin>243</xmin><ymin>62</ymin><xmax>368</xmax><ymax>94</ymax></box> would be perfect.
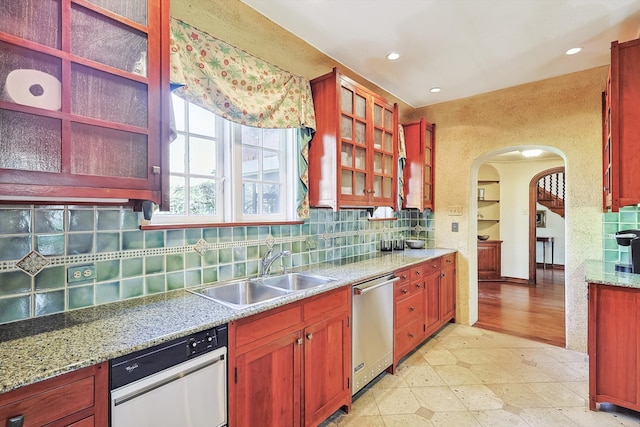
<box><xmin>602</xmin><ymin>38</ymin><xmax>640</xmax><ymax>212</ymax></box>
<box><xmin>309</xmin><ymin>68</ymin><xmax>398</xmax><ymax>210</ymax></box>
<box><xmin>588</xmin><ymin>283</ymin><xmax>640</xmax><ymax>412</ymax></box>
<box><xmin>228</xmin><ymin>287</ymin><xmax>351</xmax><ymax>427</ymax></box>
<box><xmin>0</xmin><ymin>0</ymin><xmax>170</xmax><ymax>208</ymax></box>
<box><xmin>0</xmin><ymin>362</ymin><xmax>108</xmax><ymax>427</ymax></box>
<box><xmin>477</xmin><ymin>240</ymin><xmax>502</xmax><ymax>280</ymax></box>
<box><xmin>393</xmin><ymin>254</ymin><xmax>457</xmax><ymax>368</ymax></box>
<box><xmin>402</xmin><ymin>118</ymin><xmax>435</xmax><ymax>211</ymax></box>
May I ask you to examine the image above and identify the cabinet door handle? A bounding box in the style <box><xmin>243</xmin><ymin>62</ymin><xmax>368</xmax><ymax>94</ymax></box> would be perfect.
<box><xmin>402</xmin><ymin>289</ymin><xmax>408</xmax><ymax>294</ymax></box>
<box><xmin>408</xmin><ymin>333</ymin><xmax>415</xmax><ymax>338</ymax></box>
<box><xmin>8</xmin><ymin>415</ymin><xmax>25</xmax><ymax>427</ymax></box>
<box><xmin>306</xmin><ymin>333</ymin><xmax>313</xmax><ymax>341</ymax></box>
<box><xmin>416</xmin><ymin>283</ymin><xmax>421</xmax><ymax>288</ymax></box>
<box><xmin>441</xmin><ymin>273</ymin><xmax>445</xmax><ymax>278</ymax></box>
<box><xmin>409</xmin><ymin>306</ymin><xmax>415</xmax><ymax>312</ymax></box>
<box><xmin>297</xmin><ymin>338</ymin><xmax>303</xmax><ymax>346</ymax></box>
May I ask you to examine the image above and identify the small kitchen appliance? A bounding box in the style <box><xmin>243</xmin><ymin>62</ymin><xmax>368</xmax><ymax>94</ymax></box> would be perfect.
<box><xmin>615</xmin><ymin>229</ymin><xmax>640</xmax><ymax>273</ymax></box>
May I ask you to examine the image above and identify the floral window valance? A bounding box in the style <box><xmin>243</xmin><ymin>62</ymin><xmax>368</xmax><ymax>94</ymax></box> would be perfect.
<box><xmin>169</xmin><ymin>17</ymin><xmax>316</xmax><ymax>130</ymax></box>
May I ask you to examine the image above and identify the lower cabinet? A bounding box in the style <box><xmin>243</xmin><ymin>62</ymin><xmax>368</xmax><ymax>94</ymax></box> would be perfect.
<box><xmin>394</xmin><ymin>253</ymin><xmax>457</xmax><ymax>368</ymax></box>
<box><xmin>0</xmin><ymin>362</ymin><xmax>108</xmax><ymax>427</ymax></box>
<box><xmin>588</xmin><ymin>283</ymin><xmax>640</xmax><ymax>412</ymax></box>
<box><xmin>229</xmin><ymin>287</ymin><xmax>351</xmax><ymax>427</ymax></box>
<box><xmin>477</xmin><ymin>240</ymin><xmax>502</xmax><ymax>280</ymax></box>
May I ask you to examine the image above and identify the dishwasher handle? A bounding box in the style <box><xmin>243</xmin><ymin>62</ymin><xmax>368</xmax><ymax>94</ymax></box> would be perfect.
<box><xmin>353</xmin><ymin>276</ymin><xmax>399</xmax><ymax>295</ymax></box>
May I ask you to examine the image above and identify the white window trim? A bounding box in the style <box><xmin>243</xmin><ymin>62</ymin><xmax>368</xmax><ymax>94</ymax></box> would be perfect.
<box><xmin>151</xmin><ymin>99</ymin><xmax>300</xmax><ymax>225</ymax></box>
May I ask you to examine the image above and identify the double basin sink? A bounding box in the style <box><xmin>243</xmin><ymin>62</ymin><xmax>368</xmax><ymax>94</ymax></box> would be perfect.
<box><xmin>190</xmin><ymin>272</ymin><xmax>338</xmax><ymax>309</ymax></box>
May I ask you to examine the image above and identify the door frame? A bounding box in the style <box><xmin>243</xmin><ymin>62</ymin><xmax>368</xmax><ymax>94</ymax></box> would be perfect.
<box><xmin>528</xmin><ymin>166</ymin><xmax>564</xmax><ymax>283</ymax></box>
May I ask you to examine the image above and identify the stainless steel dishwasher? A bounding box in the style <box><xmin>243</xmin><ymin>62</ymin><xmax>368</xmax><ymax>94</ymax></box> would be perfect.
<box><xmin>352</xmin><ymin>274</ymin><xmax>399</xmax><ymax>395</ymax></box>
<box><xmin>110</xmin><ymin>324</ymin><xmax>228</xmax><ymax>427</ymax></box>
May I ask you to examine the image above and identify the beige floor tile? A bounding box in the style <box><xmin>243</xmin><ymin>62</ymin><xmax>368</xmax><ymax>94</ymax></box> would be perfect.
<box><xmin>451</xmin><ymin>347</ymin><xmax>522</xmax><ymax>365</ymax></box>
<box><xmin>454</xmin><ymin>325</ymin><xmax>486</xmax><ymax>337</ymax></box>
<box><xmin>411</xmin><ymin>386</ymin><xmax>468</xmax><ymax>412</ymax></box>
<box><xmin>400</xmin><ymin>365</ymin><xmax>446</xmax><ymax>387</ymax></box>
<box><xmin>542</xmin><ymin>345</ymin><xmax>588</xmax><ymax>363</ymax></box>
<box><xmin>527</xmin><ymin>382</ymin><xmax>586</xmax><ymax>407</ymax></box>
<box><xmin>536</xmin><ymin>360</ymin><xmax>589</xmax><ymax>382</ymax></box>
<box><xmin>381</xmin><ymin>413</ymin><xmax>435</xmax><ymax>427</ymax></box>
<box><xmin>518</xmin><ymin>407</ymin><xmax>578</xmax><ymax>426</ymax></box>
<box><xmin>451</xmin><ymin>384</ymin><xmax>504</xmax><ymax>411</ymax></box>
<box><xmin>431</xmin><ymin>364</ymin><xmax>483</xmax><ymax>385</ymax></box>
<box><xmin>488</xmin><ymin>383</ymin><xmax>553</xmax><ymax>408</ymax></box>
<box><xmin>468</xmin><ymin>363</ymin><xmax>519</xmax><ymax>384</ymax></box>
<box><xmin>501</xmin><ymin>361</ymin><xmax>556</xmax><ymax>383</ymax></box>
<box><xmin>372</xmin><ymin>386</ymin><xmax>421</xmax><ymax>415</ymax></box>
<box><xmin>557</xmin><ymin>407</ymin><xmax>638</xmax><ymax>427</ymax></box>
<box><xmin>485</xmin><ymin>330</ymin><xmax>548</xmax><ymax>348</ymax></box>
<box><xmin>398</xmin><ymin>349</ymin><xmax>430</xmax><ymax>367</ymax></box>
<box><xmin>422</xmin><ymin>348</ymin><xmax>458</xmax><ymax>365</ymax></box>
<box><xmin>561</xmin><ymin>381</ymin><xmax>589</xmax><ymax>400</ymax></box>
<box><xmin>335</xmin><ymin>415</ymin><xmax>386</xmax><ymax>427</ymax></box>
<box><xmin>470</xmin><ymin>409</ymin><xmax>530</xmax><ymax>427</ymax></box>
<box><xmin>369</xmin><ymin>371</ymin><xmax>409</xmax><ymax>389</ymax></box>
<box><xmin>350</xmin><ymin>391</ymin><xmax>380</xmax><ymax>416</ymax></box>
<box><xmin>430</xmin><ymin>411</ymin><xmax>482</xmax><ymax>427</ymax></box>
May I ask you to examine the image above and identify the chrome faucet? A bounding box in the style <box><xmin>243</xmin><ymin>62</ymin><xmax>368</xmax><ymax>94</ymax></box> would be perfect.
<box><xmin>261</xmin><ymin>249</ymin><xmax>291</xmax><ymax>277</ymax></box>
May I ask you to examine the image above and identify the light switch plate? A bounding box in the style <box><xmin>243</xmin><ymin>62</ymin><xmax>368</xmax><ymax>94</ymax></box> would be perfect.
<box><xmin>452</xmin><ymin>222</ymin><xmax>459</xmax><ymax>232</ymax></box>
<box><xmin>67</xmin><ymin>265</ymin><xmax>96</xmax><ymax>283</ymax></box>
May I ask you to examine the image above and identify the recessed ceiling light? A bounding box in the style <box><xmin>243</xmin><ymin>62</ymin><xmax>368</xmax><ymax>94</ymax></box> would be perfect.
<box><xmin>430</xmin><ymin>87</ymin><xmax>441</xmax><ymax>93</ymax></box>
<box><xmin>386</xmin><ymin>52</ymin><xmax>400</xmax><ymax>61</ymax></box>
<box><xmin>521</xmin><ymin>149</ymin><xmax>542</xmax><ymax>158</ymax></box>
<box><xmin>565</xmin><ymin>47</ymin><xmax>582</xmax><ymax>55</ymax></box>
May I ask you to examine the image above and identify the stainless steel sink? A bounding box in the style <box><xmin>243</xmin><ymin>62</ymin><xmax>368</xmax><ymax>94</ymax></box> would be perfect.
<box><xmin>258</xmin><ymin>272</ymin><xmax>337</xmax><ymax>291</ymax></box>
<box><xmin>192</xmin><ymin>279</ymin><xmax>292</xmax><ymax>309</ymax></box>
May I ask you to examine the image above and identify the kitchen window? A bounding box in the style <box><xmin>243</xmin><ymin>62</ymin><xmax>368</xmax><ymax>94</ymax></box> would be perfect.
<box><xmin>152</xmin><ymin>94</ymin><xmax>298</xmax><ymax>224</ymax></box>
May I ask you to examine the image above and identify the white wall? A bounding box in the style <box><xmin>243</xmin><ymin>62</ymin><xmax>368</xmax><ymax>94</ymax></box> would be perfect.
<box><xmin>536</xmin><ymin>203</ymin><xmax>565</xmax><ymax>266</ymax></box>
<box><xmin>489</xmin><ymin>157</ymin><xmax>565</xmax><ymax>279</ymax></box>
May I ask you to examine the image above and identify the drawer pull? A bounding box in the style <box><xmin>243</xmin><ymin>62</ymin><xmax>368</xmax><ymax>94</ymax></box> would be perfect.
<box><xmin>8</xmin><ymin>415</ymin><xmax>25</xmax><ymax>427</ymax></box>
<box><xmin>408</xmin><ymin>333</ymin><xmax>415</xmax><ymax>338</ymax></box>
<box><xmin>402</xmin><ymin>289</ymin><xmax>408</xmax><ymax>294</ymax></box>
<box><xmin>409</xmin><ymin>306</ymin><xmax>415</xmax><ymax>312</ymax></box>
<box><xmin>415</xmin><ymin>270</ymin><xmax>421</xmax><ymax>275</ymax></box>
<box><xmin>416</xmin><ymin>283</ymin><xmax>421</xmax><ymax>288</ymax></box>
<box><xmin>402</xmin><ymin>274</ymin><xmax>407</xmax><ymax>280</ymax></box>
<box><xmin>297</xmin><ymin>338</ymin><xmax>303</xmax><ymax>346</ymax></box>
<box><xmin>307</xmin><ymin>333</ymin><xmax>313</xmax><ymax>341</ymax></box>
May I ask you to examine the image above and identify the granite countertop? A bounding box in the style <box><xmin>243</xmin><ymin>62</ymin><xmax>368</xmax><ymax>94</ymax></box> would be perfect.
<box><xmin>585</xmin><ymin>260</ymin><xmax>640</xmax><ymax>289</ymax></box>
<box><xmin>0</xmin><ymin>248</ymin><xmax>455</xmax><ymax>394</ymax></box>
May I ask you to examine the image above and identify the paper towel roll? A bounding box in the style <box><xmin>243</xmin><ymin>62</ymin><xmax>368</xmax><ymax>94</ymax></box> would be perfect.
<box><xmin>3</xmin><ymin>69</ymin><xmax>62</xmax><ymax>111</ymax></box>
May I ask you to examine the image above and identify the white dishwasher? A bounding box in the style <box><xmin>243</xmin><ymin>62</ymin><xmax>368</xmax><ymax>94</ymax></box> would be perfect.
<box><xmin>352</xmin><ymin>274</ymin><xmax>399</xmax><ymax>395</ymax></box>
<box><xmin>110</xmin><ymin>325</ymin><xmax>227</xmax><ymax>427</ymax></box>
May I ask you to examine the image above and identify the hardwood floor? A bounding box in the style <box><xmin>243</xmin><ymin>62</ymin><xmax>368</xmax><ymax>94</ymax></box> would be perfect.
<box><xmin>475</xmin><ymin>267</ymin><xmax>566</xmax><ymax>347</ymax></box>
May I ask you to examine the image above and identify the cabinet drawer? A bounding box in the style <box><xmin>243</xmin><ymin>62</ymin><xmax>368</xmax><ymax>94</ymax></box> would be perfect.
<box><xmin>442</xmin><ymin>253</ymin><xmax>456</xmax><ymax>267</ymax></box>
<box><xmin>395</xmin><ymin>291</ymin><xmax>424</xmax><ymax>327</ymax></box>
<box><xmin>395</xmin><ymin>280</ymin><xmax>423</xmax><ymax>300</ymax></box>
<box><xmin>235</xmin><ymin>304</ymin><xmax>304</xmax><ymax>349</ymax></box>
<box><xmin>410</xmin><ymin>265</ymin><xmax>424</xmax><ymax>280</ymax></box>
<box><xmin>394</xmin><ymin>268</ymin><xmax>411</xmax><ymax>283</ymax></box>
<box><xmin>304</xmin><ymin>287</ymin><xmax>349</xmax><ymax>322</ymax></box>
<box><xmin>394</xmin><ymin>319</ymin><xmax>424</xmax><ymax>360</ymax></box>
<box><xmin>0</xmin><ymin>377</ymin><xmax>95</xmax><ymax>427</ymax></box>
<box><xmin>424</xmin><ymin>258</ymin><xmax>441</xmax><ymax>273</ymax></box>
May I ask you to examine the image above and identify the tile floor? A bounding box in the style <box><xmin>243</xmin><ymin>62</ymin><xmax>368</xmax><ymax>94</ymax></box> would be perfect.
<box><xmin>321</xmin><ymin>323</ymin><xmax>640</xmax><ymax>426</ymax></box>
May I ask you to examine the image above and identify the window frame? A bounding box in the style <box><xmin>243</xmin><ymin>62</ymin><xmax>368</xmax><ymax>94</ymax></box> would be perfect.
<box><xmin>150</xmin><ymin>95</ymin><xmax>300</xmax><ymax>226</ymax></box>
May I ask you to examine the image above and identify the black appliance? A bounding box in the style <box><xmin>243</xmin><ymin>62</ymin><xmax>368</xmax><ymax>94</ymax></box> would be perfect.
<box><xmin>615</xmin><ymin>230</ymin><xmax>640</xmax><ymax>273</ymax></box>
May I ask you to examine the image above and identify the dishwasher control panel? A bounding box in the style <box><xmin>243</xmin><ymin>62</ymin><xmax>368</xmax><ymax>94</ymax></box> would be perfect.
<box><xmin>110</xmin><ymin>324</ymin><xmax>228</xmax><ymax>389</ymax></box>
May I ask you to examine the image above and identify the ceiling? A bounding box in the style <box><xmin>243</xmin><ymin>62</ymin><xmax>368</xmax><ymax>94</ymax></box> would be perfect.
<box><xmin>240</xmin><ymin>0</ymin><xmax>640</xmax><ymax>107</ymax></box>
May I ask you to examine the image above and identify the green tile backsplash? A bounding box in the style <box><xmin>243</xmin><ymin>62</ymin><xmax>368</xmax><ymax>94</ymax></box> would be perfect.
<box><xmin>0</xmin><ymin>205</ymin><xmax>433</xmax><ymax>324</ymax></box>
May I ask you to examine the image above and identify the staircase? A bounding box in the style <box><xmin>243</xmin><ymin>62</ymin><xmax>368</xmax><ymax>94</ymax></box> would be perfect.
<box><xmin>537</xmin><ymin>171</ymin><xmax>564</xmax><ymax>217</ymax></box>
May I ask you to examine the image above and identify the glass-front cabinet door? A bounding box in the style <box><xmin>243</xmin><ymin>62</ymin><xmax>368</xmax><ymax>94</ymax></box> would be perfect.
<box><xmin>0</xmin><ymin>0</ymin><xmax>168</xmax><ymax>206</ymax></box>
<box><xmin>339</xmin><ymin>82</ymin><xmax>368</xmax><ymax>204</ymax></box>
<box><xmin>371</xmin><ymin>99</ymin><xmax>396</xmax><ymax>205</ymax></box>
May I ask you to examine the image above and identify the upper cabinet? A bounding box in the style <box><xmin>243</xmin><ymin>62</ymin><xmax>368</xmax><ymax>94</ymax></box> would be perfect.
<box><xmin>402</xmin><ymin>118</ymin><xmax>435</xmax><ymax>211</ymax></box>
<box><xmin>603</xmin><ymin>38</ymin><xmax>640</xmax><ymax>212</ymax></box>
<box><xmin>309</xmin><ymin>68</ymin><xmax>398</xmax><ymax>210</ymax></box>
<box><xmin>0</xmin><ymin>0</ymin><xmax>169</xmax><ymax>208</ymax></box>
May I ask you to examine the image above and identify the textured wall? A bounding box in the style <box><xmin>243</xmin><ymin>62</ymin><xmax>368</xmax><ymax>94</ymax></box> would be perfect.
<box><xmin>407</xmin><ymin>67</ymin><xmax>608</xmax><ymax>352</ymax></box>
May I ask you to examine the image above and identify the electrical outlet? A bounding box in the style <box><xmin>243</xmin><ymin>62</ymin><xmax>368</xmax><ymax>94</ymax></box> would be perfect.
<box><xmin>451</xmin><ymin>222</ymin><xmax>459</xmax><ymax>232</ymax></box>
<box><xmin>68</xmin><ymin>266</ymin><xmax>96</xmax><ymax>283</ymax></box>
<box><xmin>447</xmin><ymin>206</ymin><xmax>462</xmax><ymax>216</ymax></box>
